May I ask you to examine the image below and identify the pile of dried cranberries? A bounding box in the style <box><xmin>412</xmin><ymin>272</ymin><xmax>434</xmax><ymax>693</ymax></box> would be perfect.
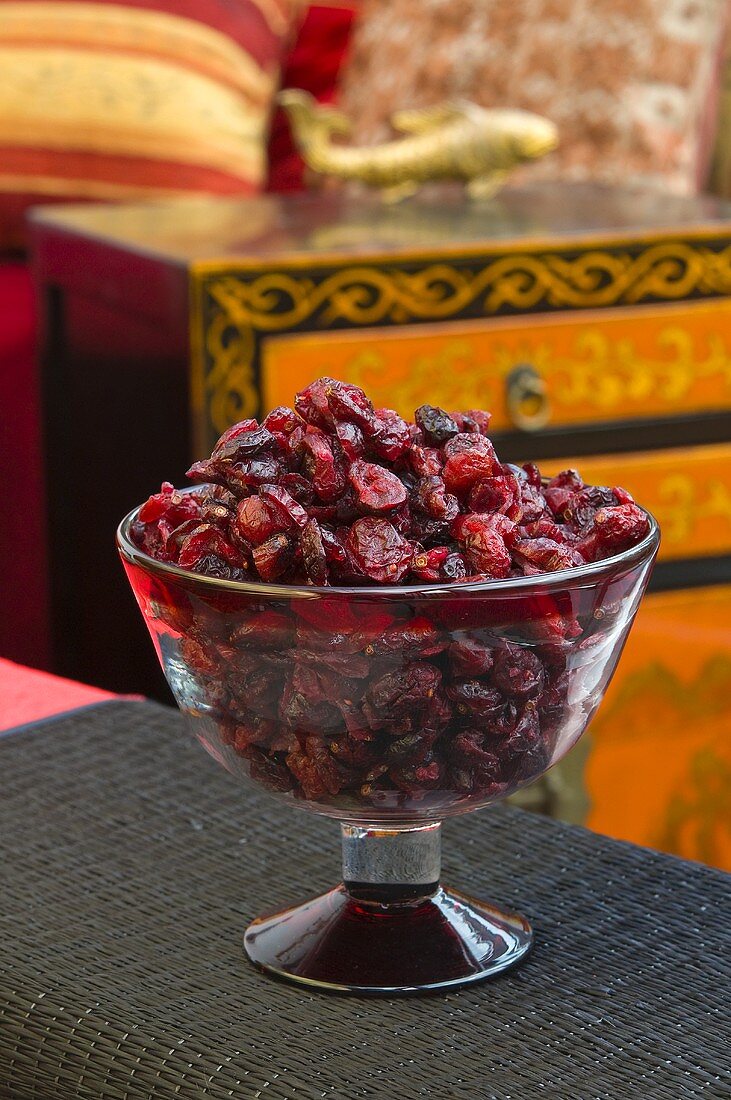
<box><xmin>131</xmin><ymin>376</ymin><xmax>649</xmax><ymax>586</ymax></box>
<box><xmin>128</xmin><ymin>377</ymin><xmax>651</xmax><ymax>810</ymax></box>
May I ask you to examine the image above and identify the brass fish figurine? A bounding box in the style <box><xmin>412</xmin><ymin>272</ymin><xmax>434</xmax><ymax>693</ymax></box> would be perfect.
<box><xmin>278</xmin><ymin>90</ymin><xmax>558</xmax><ymax>201</ymax></box>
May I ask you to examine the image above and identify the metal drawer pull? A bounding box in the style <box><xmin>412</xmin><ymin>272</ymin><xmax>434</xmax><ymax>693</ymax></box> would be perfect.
<box><xmin>506</xmin><ymin>364</ymin><xmax>551</xmax><ymax>431</ymax></box>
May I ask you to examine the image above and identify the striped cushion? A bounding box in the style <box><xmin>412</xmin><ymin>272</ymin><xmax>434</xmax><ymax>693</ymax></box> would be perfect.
<box><xmin>0</xmin><ymin>0</ymin><xmax>304</xmax><ymax>248</ymax></box>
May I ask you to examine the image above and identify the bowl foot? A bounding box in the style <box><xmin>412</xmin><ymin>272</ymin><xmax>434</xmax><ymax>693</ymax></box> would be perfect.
<box><xmin>244</xmin><ymin>884</ymin><xmax>532</xmax><ymax>995</ymax></box>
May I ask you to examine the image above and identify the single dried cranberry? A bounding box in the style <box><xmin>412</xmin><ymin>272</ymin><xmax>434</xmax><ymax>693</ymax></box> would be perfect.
<box><xmin>415</xmin><ymin>404</ymin><xmax>459</xmax><ymax>445</ymax></box>
<box><xmin>366</xmin><ymin>663</ymin><xmax>442</xmax><ymax>719</ymax></box>
<box><xmin>178</xmin><ymin>524</ymin><xmax>241</xmax><ymax>569</ymax></box>
<box><xmin>406</xmin><ymin>444</ymin><xmax>443</xmax><ymax>479</ymax></box>
<box><xmin>248</xmin><ymin>750</ymin><xmax>295</xmax><ymax>792</ymax></box>
<box><xmin>448</xmin><ymin>636</ymin><xmax>495</xmax><ymax>677</ymax></box>
<box><xmin>231</xmin><ymin>610</ymin><xmax>295</xmax><ymax>650</ymax></box>
<box><xmin>367</xmin><ymin>616</ymin><xmax>446</xmax><ymax>658</ymax></box>
<box><xmin>210</xmin><ymin>419</ymin><xmax>258</xmax><ymax>454</ymax></box>
<box><xmin>449</xmin><ymin>730</ymin><xmax>502</xmax><ymax>794</ymax></box>
<box><xmin>367</xmin><ymin>409</ymin><xmax>411</xmax><ymax>461</ymax></box>
<box><xmin>441</xmin><ymin>552</ymin><xmax>468</xmax><ymax>581</ymax></box>
<box><xmin>544</xmin><ymin>469</ymin><xmax>584</xmax><ymax>518</ymax></box>
<box><xmin>491</xmin><ymin>644</ymin><xmax>545</xmax><ymax>699</ymax></box>
<box><xmin>263</xmin><ymin>406</ymin><xmax>301</xmax><ymax>435</ymax></box>
<box><xmin>410</xmin><ymin>546</ymin><xmax>451</xmax><ymax>582</ymax></box>
<box><xmin>565</xmin><ymin>485</ymin><xmax>619</xmax><ymax>531</ymax></box>
<box><xmin>522</xmin><ymin>462</ymin><xmax>542</xmax><ymax>488</ymax></box>
<box><xmin>334</xmin><ymin>420</ymin><xmax>365</xmax><ymax>460</ymax></box>
<box><xmin>325</xmin><ymin>379</ymin><xmax>376</xmax><ymax>430</ymax></box>
<box><xmin>301</xmin><ymin>518</ymin><xmax>328</xmax><ymax>585</ymax></box>
<box><xmin>138</xmin><ymin>483</ymin><xmax>202</xmax><ymax>526</ymax></box>
<box><xmin>519</xmin><ymin>518</ymin><xmax>574</xmax><ymax>544</ymax></box>
<box><xmin>235</xmin><ymin>496</ymin><xmax>279</xmax><ymax>545</ymax></box>
<box><xmin>230</xmin><ymin>456</ymin><xmax>284</xmax><ymax>489</ymax></box>
<box><xmin>519</xmin><ymin>482</ymin><xmax>547</xmax><ymax>523</ymax></box>
<box><xmin>514</xmin><ymin>537</ymin><xmax>585</xmax><ymax>572</ymax></box>
<box><xmin>259</xmin><ymin>484</ymin><xmax>309</xmax><ymax>530</ymax></box>
<box><xmin>348</xmin><ymin>459</ymin><xmax>407</xmax><ymax>513</ymax></box>
<box><xmin>413</xmin><ymin>476</ymin><xmax>459</xmax><ymax>521</ymax></box>
<box><xmin>468</xmin><ymin>471</ymin><xmax>522</xmax><ymax>520</ymax></box>
<box><xmin>409</xmin><ymin>513</ymin><xmax>451</xmax><ymax>547</ymax></box>
<box><xmin>390</xmin><ymin>757</ymin><xmax>444</xmax><ymax>794</ymax></box>
<box><xmin>294</xmin><ymin>378</ymin><xmax>333</xmax><ymax>428</ymax></box>
<box><xmin>301</xmin><ymin>429</ymin><xmax>347</xmax><ymax>503</ymax></box>
<box><xmin>453</xmin><ymin>513</ymin><xmax>514</xmax><ymax>577</ymax></box>
<box><xmin>252</xmin><ymin>533</ymin><xmax>295</xmax><ymax>581</ymax></box>
<box><xmin>346</xmin><ymin>517</ymin><xmax>413</xmax><ymax>584</ymax></box>
<box><xmin>280</xmin><ymin>472</ymin><xmax>314</xmax><ymax>505</ymax></box>
<box><xmin>586</xmin><ymin>503</ymin><xmax>650</xmax><ymax>557</ymax></box>
<box><xmin>213</xmin><ymin>424</ymin><xmax>275</xmax><ymax>462</ymax></box>
<box><xmin>448</xmin><ymin>680</ymin><xmax>504</xmax><ymax>719</ymax></box>
<box><xmin>287</xmin><ymin>736</ymin><xmax>344</xmax><ymax>799</ymax></box>
<box><xmin>442</xmin><ymin>435</ymin><xmax>497</xmax><ymax>495</ymax></box>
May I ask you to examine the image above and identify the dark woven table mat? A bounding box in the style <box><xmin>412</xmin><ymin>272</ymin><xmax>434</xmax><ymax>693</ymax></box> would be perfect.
<box><xmin>1</xmin><ymin>701</ymin><xmax>728</xmax><ymax>1100</ymax></box>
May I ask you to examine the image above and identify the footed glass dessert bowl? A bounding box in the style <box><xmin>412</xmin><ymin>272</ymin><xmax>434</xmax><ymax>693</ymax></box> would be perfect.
<box><xmin>118</xmin><ymin>504</ymin><xmax>659</xmax><ymax>995</ymax></box>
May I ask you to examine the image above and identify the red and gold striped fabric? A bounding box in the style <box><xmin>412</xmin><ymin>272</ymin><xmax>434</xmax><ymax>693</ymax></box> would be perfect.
<box><xmin>0</xmin><ymin>0</ymin><xmax>305</xmax><ymax>248</ymax></box>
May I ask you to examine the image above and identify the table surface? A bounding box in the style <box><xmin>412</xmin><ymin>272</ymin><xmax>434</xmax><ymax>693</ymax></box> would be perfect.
<box><xmin>30</xmin><ymin>183</ymin><xmax>731</xmax><ymax>265</ymax></box>
<box><xmin>1</xmin><ymin>701</ymin><xmax>729</xmax><ymax>1100</ymax></box>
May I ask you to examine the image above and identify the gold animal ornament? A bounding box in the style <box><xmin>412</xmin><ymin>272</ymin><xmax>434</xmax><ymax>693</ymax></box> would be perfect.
<box><xmin>278</xmin><ymin>90</ymin><xmax>559</xmax><ymax>201</ymax></box>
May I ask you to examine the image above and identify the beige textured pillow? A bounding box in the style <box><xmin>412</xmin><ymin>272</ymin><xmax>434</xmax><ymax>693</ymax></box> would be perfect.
<box><xmin>339</xmin><ymin>0</ymin><xmax>729</xmax><ymax>194</ymax></box>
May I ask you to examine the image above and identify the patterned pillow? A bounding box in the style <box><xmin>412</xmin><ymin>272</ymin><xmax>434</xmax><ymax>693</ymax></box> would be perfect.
<box><xmin>0</xmin><ymin>0</ymin><xmax>304</xmax><ymax>248</ymax></box>
<box><xmin>339</xmin><ymin>0</ymin><xmax>729</xmax><ymax>194</ymax></box>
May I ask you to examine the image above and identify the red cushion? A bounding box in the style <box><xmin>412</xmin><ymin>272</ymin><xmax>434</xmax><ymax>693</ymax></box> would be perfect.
<box><xmin>0</xmin><ymin>262</ymin><xmax>49</xmax><ymax>668</ymax></box>
<box><xmin>0</xmin><ymin>0</ymin><xmax>304</xmax><ymax>248</ymax></box>
<box><xmin>268</xmin><ymin>2</ymin><xmax>357</xmax><ymax>192</ymax></box>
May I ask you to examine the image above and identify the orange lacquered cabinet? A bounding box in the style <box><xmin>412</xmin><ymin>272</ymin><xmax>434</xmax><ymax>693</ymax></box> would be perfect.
<box><xmin>34</xmin><ymin>186</ymin><xmax>731</xmax><ymax>867</ymax></box>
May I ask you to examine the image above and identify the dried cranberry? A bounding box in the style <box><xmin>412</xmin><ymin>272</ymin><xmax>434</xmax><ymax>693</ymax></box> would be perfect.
<box><xmin>346</xmin><ymin>517</ymin><xmax>413</xmax><ymax>584</ymax></box>
<box><xmin>234</xmin><ymin>496</ymin><xmax>279</xmax><ymax>545</ymax></box>
<box><xmin>514</xmin><ymin>538</ymin><xmax>585</xmax><ymax>572</ymax></box>
<box><xmin>252</xmin><ymin>533</ymin><xmax>295</xmax><ymax>581</ymax></box>
<box><xmin>334</xmin><ymin>420</ymin><xmax>365</xmax><ymax>460</ymax></box>
<box><xmin>301</xmin><ymin>429</ymin><xmax>347</xmax><ymax>503</ymax></box>
<box><xmin>468</xmin><ymin>470</ymin><xmax>522</xmax><ymax>520</ymax></box>
<box><xmin>326</xmin><ymin>379</ymin><xmax>376</xmax><ymax>430</ymax></box>
<box><xmin>415</xmin><ymin>404</ymin><xmax>459</xmax><ymax>445</ymax></box>
<box><xmin>410</xmin><ymin>546</ymin><xmax>451</xmax><ymax>582</ymax></box>
<box><xmin>348</xmin><ymin>459</ymin><xmax>407</xmax><ymax>513</ymax></box>
<box><xmin>368</xmin><ymin>408</ymin><xmax>411</xmax><ymax>462</ymax></box>
<box><xmin>447</xmin><ymin>679</ymin><xmax>504</xmax><ymax>719</ymax></box>
<box><xmin>406</xmin><ymin>444</ymin><xmax>443</xmax><ymax>479</ymax></box>
<box><xmin>448</xmin><ymin>636</ymin><xmax>495</xmax><ymax>677</ymax></box>
<box><xmin>413</xmin><ymin>476</ymin><xmax>459</xmax><ymax>521</ymax></box>
<box><xmin>441</xmin><ymin>552</ymin><xmax>468</xmax><ymax>581</ymax></box>
<box><xmin>286</xmin><ymin>736</ymin><xmax>344</xmax><ymax>799</ymax></box>
<box><xmin>491</xmin><ymin>644</ymin><xmax>545</xmax><ymax>699</ymax></box>
<box><xmin>591</xmin><ymin>503</ymin><xmax>650</xmax><ymax>555</ymax></box>
<box><xmin>544</xmin><ymin>469</ymin><xmax>584</xmax><ymax>518</ymax></box>
<box><xmin>301</xmin><ymin>518</ymin><xmax>328</xmax><ymax>585</ymax></box>
<box><xmin>565</xmin><ymin>485</ymin><xmax>619</xmax><ymax>531</ymax></box>
<box><xmin>259</xmin><ymin>484</ymin><xmax>309</xmax><ymax>530</ymax></box>
<box><xmin>442</xmin><ymin>434</ymin><xmax>497</xmax><ymax>495</ymax></box>
<box><xmin>263</xmin><ymin>406</ymin><xmax>301</xmax><ymax>435</ymax></box>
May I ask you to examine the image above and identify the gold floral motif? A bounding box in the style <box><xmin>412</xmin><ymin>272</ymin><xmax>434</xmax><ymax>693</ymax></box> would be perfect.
<box><xmin>654</xmin><ymin>471</ymin><xmax>731</xmax><ymax>547</ymax></box>
<box><xmin>192</xmin><ymin>238</ymin><xmax>731</xmax><ymax>440</ymax></box>
<box><xmin>659</xmin><ymin>748</ymin><xmax>731</xmax><ymax>868</ymax></box>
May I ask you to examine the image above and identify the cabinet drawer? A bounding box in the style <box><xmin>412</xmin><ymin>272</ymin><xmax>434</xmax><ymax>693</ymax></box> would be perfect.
<box><xmin>260</xmin><ymin>298</ymin><xmax>731</xmax><ymax>434</ymax></box>
<box><xmin>542</xmin><ymin>442</ymin><xmax>731</xmax><ymax>562</ymax></box>
<box><xmin>583</xmin><ymin>583</ymin><xmax>731</xmax><ymax>870</ymax></box>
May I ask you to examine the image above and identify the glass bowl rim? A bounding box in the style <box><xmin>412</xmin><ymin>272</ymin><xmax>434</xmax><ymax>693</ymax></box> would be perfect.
<box><xmin>117</xmin><ymin>486</ymin><xmax>660</xmax><ymax>600</ymax></box>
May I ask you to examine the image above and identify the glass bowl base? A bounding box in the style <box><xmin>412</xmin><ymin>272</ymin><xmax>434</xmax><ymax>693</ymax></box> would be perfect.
<box><xmin>244</xmin><ymin>884</ymin><xmax>533</xmax><ymax>995</ymax></box>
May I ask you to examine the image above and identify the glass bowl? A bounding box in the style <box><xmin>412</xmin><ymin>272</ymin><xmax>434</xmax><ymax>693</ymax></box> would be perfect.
<box><xmin>118</xmin><ymin>496</ymin><xmax>659</xmax><ymax>994</ymax></box>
